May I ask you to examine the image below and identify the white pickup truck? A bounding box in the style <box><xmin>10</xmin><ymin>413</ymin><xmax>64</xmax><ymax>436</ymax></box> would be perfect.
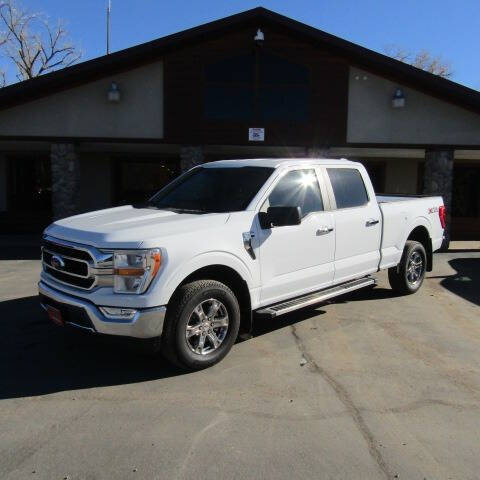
<box><xmin>39</xmin><ymin>158</ymin><xmax>445</xmax><ymax>370</ymax></box>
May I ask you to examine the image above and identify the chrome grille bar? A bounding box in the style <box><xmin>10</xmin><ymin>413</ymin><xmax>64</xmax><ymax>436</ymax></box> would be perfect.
<box><xmin>42</xmin><ymin>235</ymin><xmax>114</xmax><ymax>290</ymax></box>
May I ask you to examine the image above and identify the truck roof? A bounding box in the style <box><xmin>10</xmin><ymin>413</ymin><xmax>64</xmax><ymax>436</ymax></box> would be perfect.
<box><xmin>204</xmin><ymin>158</ymin><xmax>357</xmax><ymax>169</ymax></box>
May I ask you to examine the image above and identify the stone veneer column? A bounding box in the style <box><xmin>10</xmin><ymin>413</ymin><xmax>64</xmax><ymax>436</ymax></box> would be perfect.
<box><xmin>51</xmin><ymin>143</ymin><xmax>80</xmax><ymax>221</ymax></box>
<box><xmin>180</xmin><ymin>146</ymin><xmax>204</xmax><ymax>173</ymax></box>
<box><xmin>423</xmin><ymin>149</ymin><xmax>454</xmax><ymax>248</ymax></box>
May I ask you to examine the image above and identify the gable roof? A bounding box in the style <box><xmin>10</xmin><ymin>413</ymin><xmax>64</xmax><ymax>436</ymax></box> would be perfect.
<box><xmin>0</xmin><ymin>6</ymin><xmax>479</xmax><ymax>113</ymax></box>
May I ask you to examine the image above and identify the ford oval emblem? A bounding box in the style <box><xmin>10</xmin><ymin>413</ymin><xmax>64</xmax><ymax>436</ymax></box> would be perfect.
<box><xmin>50</xmin><ymin>255</ymin><xmax>65</xmax><ymax>270</ymax></box>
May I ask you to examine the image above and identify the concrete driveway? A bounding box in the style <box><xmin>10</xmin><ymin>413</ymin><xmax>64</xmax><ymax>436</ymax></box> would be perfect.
<box><xmin>0</xmin><ymin>245</ymin><xmax>479</xmax><ymax>480</ymax></box>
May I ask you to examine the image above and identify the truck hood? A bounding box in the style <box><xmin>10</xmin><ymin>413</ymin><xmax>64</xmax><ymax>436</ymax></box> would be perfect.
<box><xmin>45</xmin><ymin>205</ymin><xmax>230</xmax><ymax>249</ymax></box>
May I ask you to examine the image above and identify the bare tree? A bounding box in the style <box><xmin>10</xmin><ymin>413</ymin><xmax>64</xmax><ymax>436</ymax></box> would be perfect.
<box><xmin>385</xmin><ymin>44</ymin><xmax>453</xmax><ymax>78</ymax></box>
<box><xmin>0</xmin><ymin>15</ymin><xmax>7</xmax><ymax>86</ymax></box>
<box><xmin>0</xmin><ymin>0</ymin><xmax>81</xmax><ymax>85</ymax></box>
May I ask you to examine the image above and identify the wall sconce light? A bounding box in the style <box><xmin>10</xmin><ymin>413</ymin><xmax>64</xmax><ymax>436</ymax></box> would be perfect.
<box><xmin>254</xmin><ymin>28</ymin><xmax>264</xmax><ymax>44</ymax></box>
<box><xmin>108</xmin><ymin>81</ymin><xmax>121</xmax><ymax>103</ymax></box>
<box><xmin>392</xmin><ymin>88</ymin><xmax>405</xmax><ymax>108</ymax></box>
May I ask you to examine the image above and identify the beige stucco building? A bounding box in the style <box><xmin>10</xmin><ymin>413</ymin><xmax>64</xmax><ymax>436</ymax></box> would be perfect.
<box><xmin>0</xmin><ymin>7</ymin><xmax>479</xmax><ymax>242</ymax></box>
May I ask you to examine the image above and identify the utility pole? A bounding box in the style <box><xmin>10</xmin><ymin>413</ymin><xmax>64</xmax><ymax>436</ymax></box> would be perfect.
<box><xmin>106</xmin><ymin>0</ymin><xmax>111</xmax><ymax>54</ymax></box>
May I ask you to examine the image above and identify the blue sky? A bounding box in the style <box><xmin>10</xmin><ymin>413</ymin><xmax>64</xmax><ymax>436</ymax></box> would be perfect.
<box><xmin>10</xmin><ymin>0</ymin><xmax>480</xmax><ymax>89</ymax></box>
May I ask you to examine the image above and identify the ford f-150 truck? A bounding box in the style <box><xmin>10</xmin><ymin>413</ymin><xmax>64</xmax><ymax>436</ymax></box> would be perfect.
<box><xmin>39</xmin><ymin>158</ymin><xmax>445</xmax><ymax>370</ymax></box>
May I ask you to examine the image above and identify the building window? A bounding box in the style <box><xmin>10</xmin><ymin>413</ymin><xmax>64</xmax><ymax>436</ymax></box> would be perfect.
<box><xmin>259</xmin><ymin>54</ymin><xmax>309</xmax><ymax>122</ymax></box>
<box><xmin>204</xmin><ymin>54</ymin><xmax>255</xmax><ymax>121</ymax></box>
<box><xmin>204</xmin><ymin>52</ymin><xmax>310</xmax><ymax>122</ymax></box>
<box><xmin>115</xmin><ymin>158</ymin><xmax>179</xmax><ymax>205</ymax></box>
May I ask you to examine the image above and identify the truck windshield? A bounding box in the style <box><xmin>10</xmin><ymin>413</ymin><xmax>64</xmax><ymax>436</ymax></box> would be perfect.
<box><xmin>149</xmin><ymin>166</ymin><xmax>274</xmax><ymax>213</ymax></box>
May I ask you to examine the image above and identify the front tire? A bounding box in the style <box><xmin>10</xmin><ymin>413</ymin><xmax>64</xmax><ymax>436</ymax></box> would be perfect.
<box><xmin>161</xmin><ymin>280</ymin><xmax>241</xmax><ymax>370</ymax></box>
<box><xmin>388</xmin><ymin>240</ymin><xmax>426</xmax><ymax>295</ymax></box>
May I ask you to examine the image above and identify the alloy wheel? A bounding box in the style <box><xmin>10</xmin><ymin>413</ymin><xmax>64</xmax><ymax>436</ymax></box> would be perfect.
<box><xmin>406</xmin><ymin>250</ymin><xmax>424</xmax><ymax>286</ymax></box>
<box><xmin>185</xmin><ymin>299</ymin><xmax>229</xmax><ymax>355</ymax></box>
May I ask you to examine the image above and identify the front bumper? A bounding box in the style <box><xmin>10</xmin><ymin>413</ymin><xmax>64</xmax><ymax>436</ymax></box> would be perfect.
<box><xmin>38</xmin><ymin>281</ymin><xmax>166</xmax><ymax>339</ymax></box>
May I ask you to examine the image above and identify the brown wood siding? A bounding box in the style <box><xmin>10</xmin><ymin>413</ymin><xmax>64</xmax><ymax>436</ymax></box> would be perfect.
<box><xmin>164</xmin><ymin>24</ymin><xmax>349</xmax><ymax>146</ymax></box>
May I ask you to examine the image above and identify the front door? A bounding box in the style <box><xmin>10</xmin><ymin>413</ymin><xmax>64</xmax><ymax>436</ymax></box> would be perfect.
<box><xmin>256</xmin><ymin>167</ymin><xmax>335</xmax><ymax>306</ymax></box>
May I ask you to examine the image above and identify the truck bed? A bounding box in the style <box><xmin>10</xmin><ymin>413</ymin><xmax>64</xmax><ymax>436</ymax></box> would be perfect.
<box><xmin>376</xmin><ymin>194</ymin><xmax>445</xmax><ymax>270</ymax></box>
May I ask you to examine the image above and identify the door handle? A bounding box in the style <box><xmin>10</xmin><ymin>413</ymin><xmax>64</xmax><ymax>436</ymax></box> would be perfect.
<box><xmin>366</xmin><ymin>219</ymin><xmax>380</xmax><ymax>226</ymax></box>
<box><xmin>316</xmin><ymin>226</ymin><xmax>334</xmax><ymax>236</ymax></box>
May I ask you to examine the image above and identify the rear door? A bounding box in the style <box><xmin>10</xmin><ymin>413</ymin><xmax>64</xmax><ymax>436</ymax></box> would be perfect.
<box><xmin>323</xmin><ymin>166</ymin><xmax>382</xmax><ymax>283</ymax></box>
<box><xmin>256</xmin><ymin>167</ymin><xmax>335</xmax><ymax>305</ymax></box>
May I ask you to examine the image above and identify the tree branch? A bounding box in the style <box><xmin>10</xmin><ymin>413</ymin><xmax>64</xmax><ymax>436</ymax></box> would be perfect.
<box><xmin>385</xmin><ymin>44</ymin><xmax>453</xmax><ymax>78</ymax></box>
<box><xmin>0</xmin><ymin>0</ymin><xmax>81</xmax><ymax>84</ymax></box>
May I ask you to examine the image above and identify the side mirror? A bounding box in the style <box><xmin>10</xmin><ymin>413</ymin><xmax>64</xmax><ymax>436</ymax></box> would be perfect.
<box><xmin>259</xmin><ymin>206</ymin><xmax>302</xmax><ymax>229</ymax></box>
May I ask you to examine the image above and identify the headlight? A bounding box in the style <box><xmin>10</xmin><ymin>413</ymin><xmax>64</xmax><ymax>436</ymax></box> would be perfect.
<box><xmin>113</xmin><ymin>248</ymin><xmax>162</xmax><ymax>294</ymax></box>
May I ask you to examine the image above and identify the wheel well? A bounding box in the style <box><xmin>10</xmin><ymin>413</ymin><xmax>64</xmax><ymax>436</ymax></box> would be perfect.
<box><xmin>175</xmin><ymin>265</ymin><xmax>253</xmax><ymax>336</ymax></box>
<box><xmin>407</xmin><ymin>226</ymin><xmax>433</xmax><ymax>271</ymax></box>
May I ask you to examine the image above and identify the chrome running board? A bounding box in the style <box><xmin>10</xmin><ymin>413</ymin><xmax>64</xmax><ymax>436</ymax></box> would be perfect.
<box><xmin>256</xmin><ymin>277</ymin><xmax>376</xmax><ymax>318</ymax></box>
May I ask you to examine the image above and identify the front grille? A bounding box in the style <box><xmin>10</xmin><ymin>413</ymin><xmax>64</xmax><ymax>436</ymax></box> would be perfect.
<box><xmin>43</xmin><ymin>250</ymin><xmax>88</xmax><ymax>276</ymax></box>
<box><xmin>42</xmin><ymin>237</ymin><xmax>96</xmax><ymax>290</ymax></box>
<box><xmin>43</xmin><ymin>239</ymin><xmax>91</xmax><ymax>261</ymax></box>
<box><xmin>45</xmin><ymin>266</ymin><xmax>95</xmax><ymax>289</ymax></box>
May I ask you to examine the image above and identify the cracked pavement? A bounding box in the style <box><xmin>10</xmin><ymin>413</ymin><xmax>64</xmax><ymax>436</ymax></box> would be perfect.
<box><xmin>0</xmin><ymin>249</ymin><xmax>479</xmax><ymax>479</ymax></box>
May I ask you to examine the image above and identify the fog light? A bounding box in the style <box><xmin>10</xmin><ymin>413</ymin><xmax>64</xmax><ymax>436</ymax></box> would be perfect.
<box><xmin>100</xmin><ymin>307</ymin><xmax>137</xmax><ymax>321</ymax></box>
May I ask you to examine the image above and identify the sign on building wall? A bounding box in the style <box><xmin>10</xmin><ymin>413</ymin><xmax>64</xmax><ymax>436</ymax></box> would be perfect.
<box><xmin>248</xmin><ymin>128</ymin><xmax>265</xmax><ymax>142</ymax></box>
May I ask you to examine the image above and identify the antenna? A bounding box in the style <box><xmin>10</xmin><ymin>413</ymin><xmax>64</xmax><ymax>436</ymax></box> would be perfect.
<box><xmin>107</xmin><ymin>0</ymin><xmax>111</xmax><ymax>54</ymax></box>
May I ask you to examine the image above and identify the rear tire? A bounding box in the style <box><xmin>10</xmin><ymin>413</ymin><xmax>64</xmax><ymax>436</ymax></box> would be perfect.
<box><xmin>161</xmin><ymin>280</ymin><xmax>241</xmax><ymax>370</ymax></box>
<box><xmin>388</xmin><ymin>240</ymin><xmax>426</xmax><ymax>295</ymax></box>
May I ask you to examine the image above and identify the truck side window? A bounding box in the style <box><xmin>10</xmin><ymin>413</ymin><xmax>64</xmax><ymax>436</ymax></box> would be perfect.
<box><xmin>327</xmin><ymin>168</ymin><xmax>368</xmax><ymax>209</ymax></box>
<box><xmin>261</xmin><ymin>169</ymin><xmax>323</xmax><ymax>217</ymax></box>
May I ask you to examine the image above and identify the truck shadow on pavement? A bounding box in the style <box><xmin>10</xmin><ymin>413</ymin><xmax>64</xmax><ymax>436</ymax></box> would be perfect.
<box><xmin>1</xmin><ymin>296</ymin><xmax>331</xmax><ymax>399</ymax></box>
<box><xmin>3</xmin><ymin>264</ymin><xmax>476</xmax><ymax>400</ymax></box>
<box><xmin>0</xmin><ymin>296</ymin><xmax>180</xmax><ymax>400</ymax></box>
<box><xmin>428</xmin><ymin>257</ymin><xmax>480</xmax><ymax>306</ymax></box>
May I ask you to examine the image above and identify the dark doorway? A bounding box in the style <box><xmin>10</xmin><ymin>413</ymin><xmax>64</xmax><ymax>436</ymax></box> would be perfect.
<box><xmin>451</xmin><ymin>165</ymin><xmax>480</xmax><ymax>240</ymax></box>
<box><xmin>0</xmin><ymin>155</ymin><xmax>52</xmax><ymax>233</ymax></box>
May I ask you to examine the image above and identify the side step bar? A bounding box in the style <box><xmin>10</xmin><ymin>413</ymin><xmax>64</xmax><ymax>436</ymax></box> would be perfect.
<box><xmin>256</xmin><ymin>277</ymin><xmax>376</xmax><ymax>318</ymax></box>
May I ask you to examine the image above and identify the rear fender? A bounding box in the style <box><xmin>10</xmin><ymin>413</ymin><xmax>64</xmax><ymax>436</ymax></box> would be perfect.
<box><xmin>403</xmin><ymin>216</ymin><xmax>433</xmax><ymax>271</ymax></box>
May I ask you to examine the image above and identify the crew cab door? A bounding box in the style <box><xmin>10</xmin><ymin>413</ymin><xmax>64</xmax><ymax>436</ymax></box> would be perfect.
<box><xmin>255</xmin><ymin>167</ymin><xmax>335</xmax><ymax>306</ymax></box>
<box><xmin>322</xmin><ymin>166</ymin><xmax>381</xmax><ymax>283</ymax></box>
